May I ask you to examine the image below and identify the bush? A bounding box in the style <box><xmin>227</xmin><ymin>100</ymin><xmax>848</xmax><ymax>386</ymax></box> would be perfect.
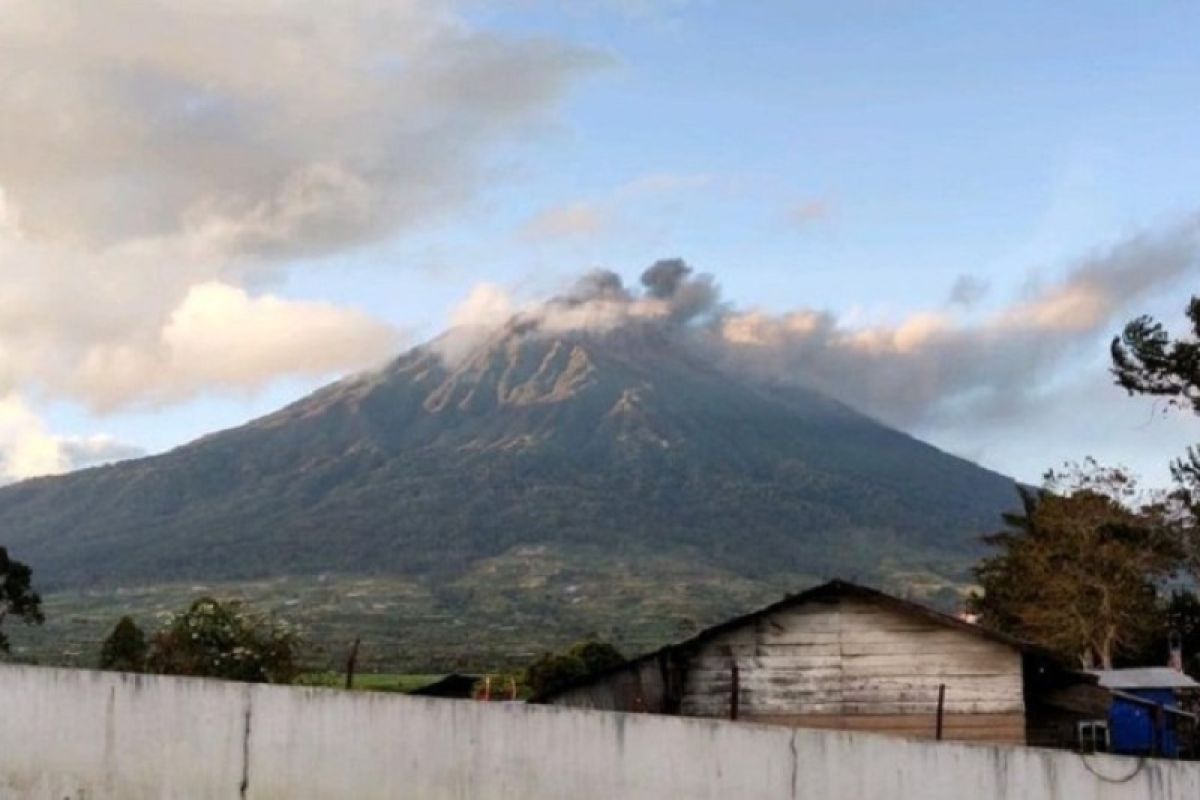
<box><xmin>524</xmin><ymin>639</ymin><xmax>624</xmax><ymax>697</ymax></box>
<box><xmin>146</xmin><ymin>598</ymin><xmax>300</xmax><ymax>684</ymax></box>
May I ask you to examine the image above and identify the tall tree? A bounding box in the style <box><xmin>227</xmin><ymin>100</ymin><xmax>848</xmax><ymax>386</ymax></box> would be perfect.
<box><xmin>1112</xmin><ymin>296</ymin><xmax>1200</xmax><ymax>500</ymax></box>
<box><xmin>970</xmin><ymin>463</ymin><xmax>1185</xmax><ymax>669</ymax></box>
<box><xmin>0</xmin><ymin>547</ymin><xmax>43</xmax><ymax>654</ymax></box>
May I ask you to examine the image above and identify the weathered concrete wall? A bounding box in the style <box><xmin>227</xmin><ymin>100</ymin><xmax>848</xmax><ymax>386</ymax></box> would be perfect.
<box><xmin>0</xmin><ymin>663</ymin><xmax>1197</xmax><ymax>799</ymax></box>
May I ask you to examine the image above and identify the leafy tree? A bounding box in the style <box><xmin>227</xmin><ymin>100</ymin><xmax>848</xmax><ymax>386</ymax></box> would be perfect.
<box><xmin>99</xmin><ymin>616</ymin><xmax>148</xmax><ymax>672</ymax></box>
<box><xmin>0</xmin><ymin>546</ymin><xmax>43</xmax><ymax>654</ymax></box>
<box><xmin>146</xmin><ymin>598</ymin><xmax>299</xmax><ymax>684</ymax></box>
<box><xmin>524</xmin><ymin>639</ymin><xmax>624</xmax><ymax>697</ymax></box>
<box><xmin>1112</xmin><ymin>296</ymin><xmax>1200</xmax><ymax>501</ymax></box>
<box><xmin>970</xmin><ymin>463</ymin><xmax>1186</xmax><ymax>669</ymax></box>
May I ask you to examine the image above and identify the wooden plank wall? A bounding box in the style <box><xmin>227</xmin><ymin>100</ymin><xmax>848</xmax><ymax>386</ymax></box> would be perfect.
<box><xmin>679</xmin><ymin>596</ymin><xmax>1026</xmax><ymax>744</ymax></box>
<box><xmin>1024</xmin><ymin>683</ymin><xmax>1112</xmax><ymax>749</ymax></box>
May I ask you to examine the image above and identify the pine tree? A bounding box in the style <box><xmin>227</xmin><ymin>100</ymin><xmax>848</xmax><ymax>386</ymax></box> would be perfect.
<box><xmin>1113</xmin><ymin>296</ymin><xmax>1200</xmax><ymax>501</ymax></box>
<box><xmin>99</xmin><ymin>616</ymin><xmax>148</xmax><ymax>672</ymax></box>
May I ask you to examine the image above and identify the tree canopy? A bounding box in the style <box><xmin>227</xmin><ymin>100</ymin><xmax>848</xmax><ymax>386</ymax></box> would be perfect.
<box><xmin>1113</xmin><ymin>296</ymin><xmax>1200</xmax><ymax>500</ymax></box>
<box><xmin>970</xmin><ymin>463</ymin><xmax>1186</xmax><ymax>669</ymax></box>
<box><xmin>145</xmin><ymin>598</ymin><xmax>299</xmax><ymax>684</ymax></box>
<box><xmin>0</xmin><ymin>546</ymin><xmax>43</xmax><ymax>654</ymax></box>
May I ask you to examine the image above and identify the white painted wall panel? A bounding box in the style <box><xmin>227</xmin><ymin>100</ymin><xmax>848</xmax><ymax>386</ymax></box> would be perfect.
<box><xmin>0</xmin><ymin>665</ymin><xmax>1195</xmax><ymax>800</ymax></box>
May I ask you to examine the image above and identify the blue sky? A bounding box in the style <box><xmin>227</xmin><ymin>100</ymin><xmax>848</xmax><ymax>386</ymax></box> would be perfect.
<box><xmin>3</xmin><ymin>0</ymin><xmax>1199</xmax><ymax>487</ymax></box>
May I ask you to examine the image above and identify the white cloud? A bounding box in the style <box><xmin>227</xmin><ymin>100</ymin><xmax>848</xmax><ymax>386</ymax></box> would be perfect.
<box><xmin>519</xmin><ymin>203</ymin><xmax>609</xmax><ymax>241</ymax></box>
<box><xmin>0</xmin><ymin>394</ymin><xmax>142</xmax><ymax>482</ymax></box>
<box><xmin>0</xmin><ymin>0</ymin><xmax>601</xmax><ymax>255</ymax></box>
<box><xmin>0</xmin><ymin>0</ymin><xmax>599</xmax><ymax>471</ymax></box>
<box><xmin>450</xmin><ymin>283</ymin><xmax>519</xmax><ymax>330</ymax></box>
<box><xmin>0</xmin><ymin>209</ymin><xmax>403</xmax><ymax>410</ymax></box>
<box><xmin>73</xmin><ymin>283</ymin><xmax>402</xmax><ymax>411</ymax></box>
<box><xmin>0</xmin><ymin>395</ymin><xmax>66</xmax><ymax>481</ymax></box>
<box><xmin>715</xmin><ymin>218</ymin><xmax>1200</xmax><ymax>427</ymax></box>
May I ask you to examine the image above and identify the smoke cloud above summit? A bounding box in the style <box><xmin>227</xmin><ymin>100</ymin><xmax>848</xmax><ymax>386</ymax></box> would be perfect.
<box><xmin>450</xmin><ymin>218</ymin><xmax>1200</xmax><ymax>432</ymax></box>
<box><xmin>531</xmin><ymin>259</ymin><xmax>723</xmax><ymax>332</ymax></box>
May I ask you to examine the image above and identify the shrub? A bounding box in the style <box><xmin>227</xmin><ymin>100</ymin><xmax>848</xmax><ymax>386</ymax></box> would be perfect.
<box><xmin>146</xmin><ymin>598</ymin><xmax>299</xmax><ymax>684</ymax></box>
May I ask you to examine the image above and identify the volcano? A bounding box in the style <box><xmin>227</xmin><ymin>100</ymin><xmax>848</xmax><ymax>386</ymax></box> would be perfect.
<box><xmin>0</xmin><ymin>320</ymin><xmax>1018</xmax><ymax>664</ymax></box>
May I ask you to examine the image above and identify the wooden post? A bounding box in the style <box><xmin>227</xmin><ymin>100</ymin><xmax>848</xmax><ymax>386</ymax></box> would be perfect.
<box><xmin>344</xmin><ymin>637</ymin><xmax>361</xmax><ymax>691</ymax></box>
<box><xmin>935</xmin><ymin>683</ymin><xmax>946</xmax><ymax>741</ymax></box>
<box><xmin>730</xmin><ymin>662</ymin><xmax>740</xmax><ymax>721</ymax></box>
<box><xmin>1151</xmin><ymin>704</ymin><xmax>1163</xmax><ymax>758</ymax></box>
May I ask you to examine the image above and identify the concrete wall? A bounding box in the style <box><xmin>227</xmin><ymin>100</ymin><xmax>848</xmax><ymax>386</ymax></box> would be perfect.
<box><xmin>1</xmin><ymin>663</ymin><xmax>1198</xmax><ymax>800</ymax></box>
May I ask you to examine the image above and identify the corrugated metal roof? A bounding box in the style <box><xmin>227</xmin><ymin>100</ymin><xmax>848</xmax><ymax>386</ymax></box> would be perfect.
<box><xmin>1090</xmin><ymin>668</ymin><xmax>1200</xmax><ymax>690</ymax></box>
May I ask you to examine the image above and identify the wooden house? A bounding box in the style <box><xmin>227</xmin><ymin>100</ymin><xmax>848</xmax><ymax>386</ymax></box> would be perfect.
<box><xmin>535</xmin><ymin>580</ymin><xmax>1095</xmax><ymax>746</ymax></box>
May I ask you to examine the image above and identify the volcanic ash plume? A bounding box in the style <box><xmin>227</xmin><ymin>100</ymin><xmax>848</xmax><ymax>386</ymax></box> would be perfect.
<box><xmin>445</xmin><ymin>218</ymin><xmax>1200</xmax><ymax>431</ymax></box>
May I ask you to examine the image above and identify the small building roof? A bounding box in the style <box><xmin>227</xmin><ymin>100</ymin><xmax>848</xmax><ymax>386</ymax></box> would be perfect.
<box><xmin>1090</xmin><ymin>668</ymin><xmax>1200</xmax><ymax>691</ymax></box>
<box><xmin>410</xmin><ymin>673</ymin><xmax>480</xmax><ymax>698</ymax></box>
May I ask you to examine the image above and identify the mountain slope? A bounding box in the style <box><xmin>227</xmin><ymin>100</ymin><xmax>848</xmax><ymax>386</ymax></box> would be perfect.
<box><xmin>0</xmin><ymin>324</ymin><xmax>1018</xmax><ymax>663</ymax></box>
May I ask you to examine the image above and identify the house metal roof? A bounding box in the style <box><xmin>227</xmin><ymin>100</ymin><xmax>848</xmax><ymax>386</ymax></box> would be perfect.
<box><xmin>1090</xmin><ymin>668</ymin><xmax>1200</xmax><ymax>691</ymax></box>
